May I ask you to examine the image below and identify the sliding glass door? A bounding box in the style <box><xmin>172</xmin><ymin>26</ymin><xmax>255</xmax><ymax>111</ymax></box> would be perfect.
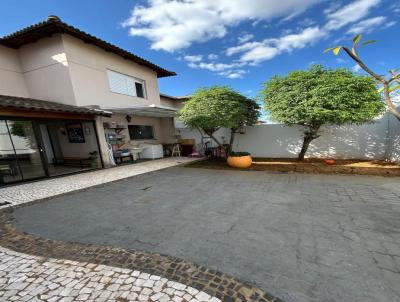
<box><xmin>0</xmin><ymin>119</ymin><xmax>46</xmax><ymax>186</ymax></box>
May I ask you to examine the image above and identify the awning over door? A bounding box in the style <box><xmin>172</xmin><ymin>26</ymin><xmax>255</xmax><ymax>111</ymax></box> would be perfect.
<box><xmin>101</xmin><ymin>104</ymin><xmax>177</xmax><ymax>118</ymax></box>
<box><xmin>0</xmin><ymin>95</ymin><xmax>112</xmax><ymax>119</ymax></box>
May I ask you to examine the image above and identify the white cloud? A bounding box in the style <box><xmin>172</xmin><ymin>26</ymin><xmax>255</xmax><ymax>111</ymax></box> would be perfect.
<box><xmin>219</xmin><ymin>69</ymin><xmax>247</xmax><ymax>79</ymax></box>
<box><xmin>226</xmin><ymin>26</ymin><xmax>325</xmax><ymax>64</ymax></box>
<box><xmin>123</xmin><ymin>0</ymin><xmax>321</xmax><ymax>52</ymax></box>
<box><xmin>276</xmin><ymin>26</ymin><xmax>325</xmax><ymax>52</ymax></box>
<box><xmin>352</xmin><ymin>64</ymin><xmax>362</xmax><ymax>72</ymax></box>
<box><xmin>224</xmin><ymin>0</ymin><xmax>385</xmax><ymax>66</ymax></box>
<box><xmin>208</xmin><ymin>54</ymin><xmax>219</xmax><ymax>60</ymax></box>
<box><xmin>298</xmin><ymin>18</ymin><xmax>315</xmax><ymax>27</ymax></box>
<box><xmin>124</xmin><ymin>0</ymin><xmax>393</xmax><ymax>78</ymax></box>
<box><xmin>325</xmin><ymin>0</ymin><xmax>381</xmax><ymax>30</ymax></box>
<box><xmin>183</xmin><ymin>54</ymin><xmax>203</xmax><ymax>62</ymax></box>
<box><xmin>187</xmin><ymin>60</ymin><xmax>247</xmax><ymax>78</ymax></box>
<box><xmin>323</xmin><ymin>2</ymin><xmax>342</xmax><ymax>15</ymax></box>
<box><xmin>391</xmin><ymin>2</ymin><xmax>400</xmax><ymax>14</ymax></box>
<box><xmin>238</xmin><ymin>33</ymin><xmax>254</xmax><ymax>43</ymax></box>
<box><xmin>239</xmin><ymin>44</ymin><xmax>280</xmax><ymax>64</ymax></box>
<box><xmin>346</xmin><ymin>16</ymin><xmax>386</xmax><ymax>35</ymax></box>
<box><xmin>187</xmin><ymin>61</ymin><xmax>244</xmax><ymax>72</ymax></box>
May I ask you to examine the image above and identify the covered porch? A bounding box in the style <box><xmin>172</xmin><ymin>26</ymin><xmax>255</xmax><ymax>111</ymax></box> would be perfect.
<box><xmin>0</xmin><ymin>95</ymin><xmax>110</xmax><ymax>186</ymax></box>
<box><xmin>99</xmin><ymin>105</ymin><xmax>187</xmax><ymax>165</ymax></box>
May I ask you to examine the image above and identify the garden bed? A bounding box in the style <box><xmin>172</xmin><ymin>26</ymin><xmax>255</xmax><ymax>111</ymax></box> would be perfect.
<box><xmin>187</xmin><ymin>158</ymin><xmax>400</xmax><ymax>176</ymax></box>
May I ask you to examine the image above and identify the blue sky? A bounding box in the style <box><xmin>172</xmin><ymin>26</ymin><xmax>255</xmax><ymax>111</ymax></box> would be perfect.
<box><xmin>1</xmin><ymin>0</ymin><xmax>399</xmax><ymax>99</ymax></box>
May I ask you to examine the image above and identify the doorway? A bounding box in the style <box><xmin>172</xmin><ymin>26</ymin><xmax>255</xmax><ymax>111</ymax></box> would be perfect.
<box><xmin>37</xmin><ymin>120</ymin><xmax>101</xmax><ymax>177</ymax></box>
<box><xmin>0</xmin><ymin>119</ymin><xmax>46</xmax><ymax>185</ymax></box>
<box><xmin>0</xmin><ymin>118</ymin><xmax>103</xmax><ymax>186</ymax></box>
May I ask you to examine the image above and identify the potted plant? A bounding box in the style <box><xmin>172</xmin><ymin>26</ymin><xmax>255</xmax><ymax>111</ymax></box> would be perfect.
<box><xmin>227</xmin><ymin>152</ymin><xmax>252</xmax><ymax>168</ymax></box>
<box><xmin>89</xmin><ymin>151</ymin><xmax>99</xmax><ymax>169</ymax></box>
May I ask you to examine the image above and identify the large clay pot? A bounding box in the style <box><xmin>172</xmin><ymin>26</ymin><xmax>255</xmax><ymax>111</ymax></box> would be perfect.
<box><xmin>227</xmin><ymin>155</ymin><xmax>252</xmax><ymax>168</ymax></box>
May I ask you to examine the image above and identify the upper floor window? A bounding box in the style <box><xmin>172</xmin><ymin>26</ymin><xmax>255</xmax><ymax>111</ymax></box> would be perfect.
<box><xmin>107</xmin><ymin>70</ymin><xmax>146</xmax><ymax>98</ymax></box>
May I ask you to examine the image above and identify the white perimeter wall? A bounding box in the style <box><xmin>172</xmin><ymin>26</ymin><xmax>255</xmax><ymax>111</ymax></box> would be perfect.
<box><xmin>179</xmin><ymin>113</ymin><xmax>400</xmax><ymax>162</ymax></box>
<box><xmin>388</xmin><ymin>114</ymin><xmax>400</xmax><ymax>162</ymax></box>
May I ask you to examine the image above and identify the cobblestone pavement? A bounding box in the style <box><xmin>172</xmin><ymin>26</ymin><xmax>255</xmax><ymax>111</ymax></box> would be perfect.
<box><xmin>8</xmin><ymin>167</ymin><xmax>400</xmax><ymax>302</ymax></box>
<box><xmin>0</xmin><ymin>211</ymin><xmax>279</xmax><ymax>302</ymax></box>
<box><xmin>0</xmin><ymin>157</ymin><xmax>199</xmax><ymax>208</ymax></box>
<box><xmin>0</xmin><ymin>246</ymin><xmax>221</xmax><ymax>302</ymax></box>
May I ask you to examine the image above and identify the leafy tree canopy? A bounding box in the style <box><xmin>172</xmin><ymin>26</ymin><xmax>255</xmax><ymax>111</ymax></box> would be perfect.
<box><xmin>261</xmin><ymin>65</ymin><xmax>384</xmax><ymax>127</ymax></box>
<box><xmin>179</xmin><ymin>86</ymin><xmax>259</xmax><ymax>133</ymax></box>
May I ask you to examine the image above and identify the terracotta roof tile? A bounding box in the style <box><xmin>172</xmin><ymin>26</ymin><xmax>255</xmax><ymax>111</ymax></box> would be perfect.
<box><xmin>0</xmin><ymin>95</ymin><xmax>111</xmax><ymax>116</ymax></box>
<box><xmin>0</xmin><ymin>16</ymin><xmax>176</xmax><ymax>78</ymax></box>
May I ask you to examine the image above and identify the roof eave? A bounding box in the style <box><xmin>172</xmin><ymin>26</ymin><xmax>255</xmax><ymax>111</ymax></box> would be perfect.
<box><xmin>0</xmin><ymin>18</ymin><xmax>176</xmax><ymax>78</ymax></box>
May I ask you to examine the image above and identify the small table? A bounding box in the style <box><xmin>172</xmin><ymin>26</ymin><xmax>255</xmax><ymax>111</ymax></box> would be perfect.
<box><xmin>114</xmin><ymin>153</ymin><xmax>134</xmax><ymax>164</ymax></box>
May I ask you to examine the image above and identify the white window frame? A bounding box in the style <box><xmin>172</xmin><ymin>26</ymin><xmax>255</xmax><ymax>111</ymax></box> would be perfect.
<box><xmin>107</xmin><ymin>69</ymin><xmax>147</xmax><ymax>99</ymax></box>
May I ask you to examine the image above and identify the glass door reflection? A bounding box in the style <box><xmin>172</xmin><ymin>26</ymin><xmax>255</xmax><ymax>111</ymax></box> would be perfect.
<box><xmin>0</xmin><ymin>120</ymin><xmax>46</xmax><ymax>185</ymax></box>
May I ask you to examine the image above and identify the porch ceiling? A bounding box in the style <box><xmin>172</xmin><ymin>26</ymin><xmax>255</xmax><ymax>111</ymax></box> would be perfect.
<box><xmin>101</xmin><ymin>105</ymin><xmax>177</xmax><ymax>118</ymax></box>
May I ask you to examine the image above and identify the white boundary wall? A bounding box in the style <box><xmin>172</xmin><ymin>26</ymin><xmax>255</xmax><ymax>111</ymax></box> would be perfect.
<box><xmin>178</xmin><ymin>113</ymin><xmax>400</xmax><ymax>162</ymax></box>
<box><xmin>388</xmin><ymin>114</ymin><xmax>400</xmax><ymax>162</ymax></box>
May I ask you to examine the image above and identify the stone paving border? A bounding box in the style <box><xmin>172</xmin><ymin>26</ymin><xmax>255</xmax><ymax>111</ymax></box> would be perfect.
<box><xmin>0</xmin><ymin>157</ymin><xmax>200</xmax><ymax>209</ymax></box>
<box><xmin>0</xmin><ymin>210</ymin><xmax>281</xmax><ymax>302</ymax></box>
<box><xmin>0</xmin><ymin>246</ymin><xmax>221</xmax><ymax>302</ymax></box>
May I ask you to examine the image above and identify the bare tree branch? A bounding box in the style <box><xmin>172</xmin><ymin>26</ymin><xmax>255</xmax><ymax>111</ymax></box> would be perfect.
<box><xmin>342</xmin><ymin>47</ymin><xmax>400</xmax><ymax>119</ymax></box>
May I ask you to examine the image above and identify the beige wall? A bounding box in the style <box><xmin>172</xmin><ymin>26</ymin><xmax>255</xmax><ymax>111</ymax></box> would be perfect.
<box><xmin>160</xmin><ymin>117</ymin><xmax>176</xmax><ymax>143</ymax></box>
<box><xmin>101</xmin><ymin>114</ymin><xmax>175</xmax><ymax>145</ymax></box>
<box><xmin>160</xmin><ymin>96</ymin><xmax>184</xmax><ymax>110</ymax></box>
<box><xmin>63</xmin><ymin>35</ymin><xmax>161</xmax><ymax>108</ymax></box>
<box><xmin>0</xmin><ymin>45</ymin><xmax>29</xmax><ymax>97</ymax></box>
<box><xmin>0</xmin><ymin>33</ymin><xmax>164</xmax><ymax>110</ymax></box>
<box><xmin>55</xmin><ymin>122</ymin><xmax>99</xmax><ymax>158</ymax></box>
<box><xmin>17</xmin><ymin>34</ymin><xmax>76</xmax><ymax>105</ymax></box>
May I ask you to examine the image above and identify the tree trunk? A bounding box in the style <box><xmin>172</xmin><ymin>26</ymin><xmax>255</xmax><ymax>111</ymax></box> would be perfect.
<box><xmin>228</xmin><ymin>128</ymin><xmax>236</xmax><ymax>155</ymax></box>
<box><xmin>298</xmin><ymin>125</ymin><xmax>321</xmax><ymax>161</ymax></box>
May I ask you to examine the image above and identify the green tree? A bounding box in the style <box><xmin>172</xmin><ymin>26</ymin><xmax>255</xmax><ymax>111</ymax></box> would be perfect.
<box><xmin>178</xmin><ymin>86</ymin><xmax>260</xmax><ymax>153</ymax></box>
<box><xmin>261</xmin><ymin>65</ymin><xmax>384</xmax><ymax>160</ymax></box>
<box><xmin>325</xmin><ymin>34</ymin><xmax>400</xmax><ymax>120</ymax></box>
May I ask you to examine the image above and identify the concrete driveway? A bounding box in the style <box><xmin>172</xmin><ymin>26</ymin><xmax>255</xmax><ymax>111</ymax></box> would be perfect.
<box><xmin>10</xmin><ymin>167</ymin><xmax>400</xmax><ymax>302</ymax></box>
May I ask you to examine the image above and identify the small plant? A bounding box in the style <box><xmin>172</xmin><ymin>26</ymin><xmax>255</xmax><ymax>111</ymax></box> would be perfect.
<box><xmin>89</xmin><ymin>151</ymin><xmax>99</xmax><ymax>169</ymax></box>
<box><xmin>229</xmin><ymin>151</ymin><xmax>251</xmax><ymax>157</ymax></box>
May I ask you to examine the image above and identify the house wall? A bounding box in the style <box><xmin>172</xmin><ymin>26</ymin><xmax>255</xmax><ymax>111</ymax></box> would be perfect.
<box><xmin>101</xmin><ymin>114</ymin><xmax>175</xmax><ymax>146</ymax></box>
<box><xmin>160</xmin><ymin>97</ymin><xmax>184</xmax><ymax>109</ymax></box>
<box><xmin>56</xmin><ymin>121</ymin><xmax>99</xmax><ymax>158</ymax></box>
<box><xmin>63</xmin><ymin>35</ymin><xmax>161</xmax><ymax>108</ymax></box>
<box><xmin>0</xmin><ymin>45</ymin><xmax>29</xmax><ymax>97</ymax></box>
<box><xmin>0</xmin><ymin>33</ymin><xmax>165</xmax><ymax>111</ymax></box>
<box><xmin>179</xmin><ymin>115</ymin><xmax>395</xmax><ymax>161</ymax></box>
<box><xmin>160</xmin><ymin>117</ymin><xmax>177</xmax><ymax>144</ymax></box>
<box><xmin>17</xmin><ymin>34</ymin><xmax>76</xmax><ymax>105</ymax></box>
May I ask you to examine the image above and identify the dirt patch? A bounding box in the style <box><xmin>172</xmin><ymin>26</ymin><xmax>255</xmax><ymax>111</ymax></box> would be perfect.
<box><xmin>187</xmin><ymin>158</ymin><xmax>400</xmax><ymax>176</ymax></box>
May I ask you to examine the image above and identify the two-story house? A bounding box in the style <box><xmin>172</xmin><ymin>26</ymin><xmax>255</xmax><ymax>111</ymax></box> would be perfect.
<box><xmin>0</xmin><ymin>15</ymin><xmax>184</xmax><ymax>186</ymax></box>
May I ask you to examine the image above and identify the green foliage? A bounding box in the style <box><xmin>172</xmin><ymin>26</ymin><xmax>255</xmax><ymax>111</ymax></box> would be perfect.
<box><xmin>89</xmin><ymin>150</ymin><xmax>99</xmax><ymax>160</ymax></box>
<box><xmin>229</xmin><ymin>151</ymin><xmax>251</xmax><ymax>157</ymax></box>
<box><xmin>9</xmin><ymin>121</ymin><xmax>32</xmax><ymax>138</ymax></box>
<box><xmin>261</xmin><ymin>65</ymin><xmax>384</xmax><ymax>127</ymax></box>
<box><xmin>178</xmin><ymin>86</ymin><xmax>260</xmax><ymax>132</ymax></box>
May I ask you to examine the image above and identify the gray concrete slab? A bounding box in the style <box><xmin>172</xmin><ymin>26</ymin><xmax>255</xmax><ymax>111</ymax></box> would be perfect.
<box><xmin>11</xmin><ymin>168</ymin><xmax>400</xmax><ymax>302</ymax></box>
